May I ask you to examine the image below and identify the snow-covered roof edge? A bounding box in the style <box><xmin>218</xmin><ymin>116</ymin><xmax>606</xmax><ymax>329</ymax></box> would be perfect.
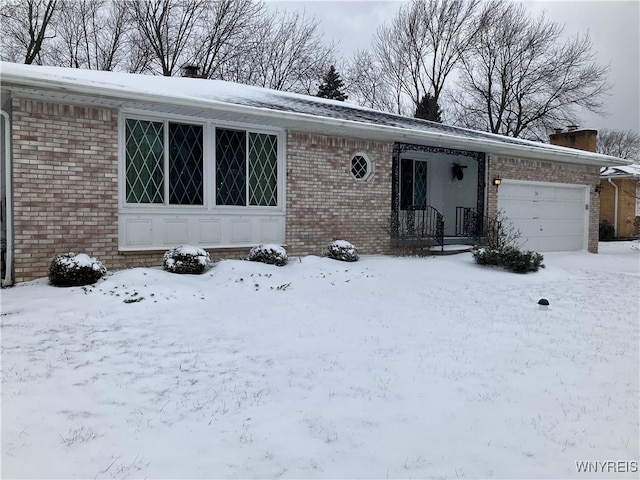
<box><xmin>601</xmin><ymin>164</ymin><xmax>640</xmax><ymax>178</ymax></box>
<box><xmin>0</xmin><ymin>61</ymin><xmax>631</xmax><ymax>168</ymax></box>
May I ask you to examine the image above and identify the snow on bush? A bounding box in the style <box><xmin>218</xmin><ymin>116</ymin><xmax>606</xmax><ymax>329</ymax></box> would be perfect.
<box><xmin>247</xmin><ymin>244</ymin><xmax>288</xmax><ymax>266</ymax></box>
<box><xmin>49</xmin><ymin>252</ymin><xmax>107</xmax><ymax>287</ymax></box>
<box><xmin>324</xmin><ymin>240</ymin><xmax>359</xmax><ymax>262</ymax></box>
<box><xmin>472</xmin><ymin>246</ymin><xmax>544</xmax><ymax>273</ymax></box>
<box><xmin>163</xmin><ymin>245</ymin><xmax>211</xmax><ymax>274</ymax></box>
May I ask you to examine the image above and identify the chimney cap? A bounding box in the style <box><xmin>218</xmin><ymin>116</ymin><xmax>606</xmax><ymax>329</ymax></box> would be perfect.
<box><xmin>553</xmin><ymin>128</ymin><xmax>564</xmax><ymax>134</ymax></box>
<box><xmin>567</xmin><ymin>124</ymin><xmax>579</xmax><ymax>132</ymax></box>
<box><xmin>181</xmin><ymin>64</ymin><xmax>201</xmax><ymax>77</ymax></box>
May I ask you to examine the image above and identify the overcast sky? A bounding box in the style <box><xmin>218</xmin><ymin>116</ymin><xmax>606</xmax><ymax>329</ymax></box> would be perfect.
<box><xmin>268</xmin><ymin>0</ymin><xmax>640</xmax><ymax>136</ymax></box>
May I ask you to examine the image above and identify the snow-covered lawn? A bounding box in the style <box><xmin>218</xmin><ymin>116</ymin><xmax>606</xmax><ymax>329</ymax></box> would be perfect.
<box><xmin>1</xmin><ymin>242</ymin><xmax>638</xmax><ymax>479</ymax></box>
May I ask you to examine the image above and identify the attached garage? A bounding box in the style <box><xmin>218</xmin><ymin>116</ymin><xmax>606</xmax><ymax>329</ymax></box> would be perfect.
<box><xmin>498</xmin><ymin>180</ymin><xmax>589</xmax><ymax>252</ymax></box>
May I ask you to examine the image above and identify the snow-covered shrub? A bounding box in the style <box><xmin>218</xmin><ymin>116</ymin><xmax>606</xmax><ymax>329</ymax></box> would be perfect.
<box><xmin>472</xmin><ymin>246</ymin><xmax>544</xmax><ymax>273</ymax></box>
<box><xmin>500</xmin><ymin>247</ymin><xmax>544</xmax><ymax>273</ymax></box>
<box><xmin>49</xmin><ymin>253</ymin><xmax>107</xmax><ymax>287</ymax></box>
<box><xmin>163</xmin><ymin>245</ymin><xmax>211</xmax><ymax>274</ymax></box>
<box><xmin>471</xmin><ymin>247</ymin><xmax>502</xmax><ymax>267</ymax></box>
<box><xmin>324</xmin><ymin>240</ymin><xmax>359</xmax><ymax>262</ymax></box>
<box><xmin>247</xmin><ymin>244</ymin><xmax>288</xmax><ymax>266</ymax></box>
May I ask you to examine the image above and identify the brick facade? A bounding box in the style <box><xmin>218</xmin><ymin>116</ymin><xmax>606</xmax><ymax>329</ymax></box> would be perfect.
<box><xmin>9</xmin><ymin>98</ymin><xmax>261</xmax><ymax>282</ymax></box>
<box><xmin>7</xmin><ymin>97</ymin><xmax>602</xmax><ymax>282</ymax></box>
<box><xmin>599</xmin><ymin>178</ymin><xmax>640</xmax><ymax>238</ymax></box>
<box><xmin>11</xmin><ymin>98</ymin><xmax>121</xmax><ymax>282</ymax></box>
<box><xmin>487</xmin><ymin>155</ymin><xmax>600</xmax><ymax>253</ymax></box>
<box><xmin>285</xmin><ymin>132</ymin><xmax>393</xmax><ymax>256</ymax></box>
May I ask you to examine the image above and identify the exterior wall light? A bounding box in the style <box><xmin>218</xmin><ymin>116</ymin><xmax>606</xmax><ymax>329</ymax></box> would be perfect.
<box><xmin>594</xmin><ymin>183</ymin><xmax>603</xmax><ymax>195</ymax></box>
<box><xmin>493</xmin><ymin>177</ymin><xmax>502</xmax><ymax>187</ymax></box>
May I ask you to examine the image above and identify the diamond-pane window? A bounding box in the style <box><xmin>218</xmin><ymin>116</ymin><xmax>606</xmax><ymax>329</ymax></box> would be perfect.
<box><xmin>216</xmin><ymin>129</ymin><xmax>247</xmax><ymax>206</ymax></box>
<box><xmin>169</xmin><ymin>123</ymin><xmax>203</xmax><ymax>205</ymax></box>
<box><xmin>351</xmin><ymin>153</ymin><xmax>373</xmax><ymax>181</ymax></box>
<box><xmin>249</xmin><ymin>133</ymin><xmax>278</xmax><ymax>206</ymax></box>
<box><xmin>414</xmin><ymin>161</ymin><xmax>428</xmax><ymax>209</ymax></box>
<box><xmin>125</xmin><ymin>119</ymin><xmax>164</xmax><ymax>203</ymax></box>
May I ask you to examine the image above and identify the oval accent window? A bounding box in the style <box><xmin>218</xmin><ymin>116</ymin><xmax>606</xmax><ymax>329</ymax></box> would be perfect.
<box><xmin>351</xmin><ymin>152</ymin><xmax>374</xmax><ymax>181</ymax></box>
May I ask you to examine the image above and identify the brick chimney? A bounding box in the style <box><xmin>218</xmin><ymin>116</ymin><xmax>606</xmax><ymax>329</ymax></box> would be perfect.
<box><xmin>181</xmin><ymin>65</ymin><xmax>202</xmax><ymax>78</ymax></box>
<box><xmin>549</xmin><ymin>125</ymin><xmax>597</xmax><ymax>153</ymax></box>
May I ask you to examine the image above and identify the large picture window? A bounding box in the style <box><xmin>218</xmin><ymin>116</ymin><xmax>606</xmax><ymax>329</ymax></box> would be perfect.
<box><xmin>125</xmin><ymin>118</ymin><xmax>203</xmax><ymax>205</ymax></box>
<box><xmin>125</xmin><ymin>117</ymin><xmax>279</xmax><ymax>208</ymax></box>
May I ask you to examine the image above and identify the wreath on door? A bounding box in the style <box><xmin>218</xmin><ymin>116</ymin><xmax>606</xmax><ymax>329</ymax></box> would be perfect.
<box><xmin>451</xmin><ymin>163</ymin><xmax>467</xmax><ymax>181</ymax></box>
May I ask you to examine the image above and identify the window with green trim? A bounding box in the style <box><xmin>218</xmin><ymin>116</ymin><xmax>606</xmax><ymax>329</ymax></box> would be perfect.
<box><xmin>125</xmin><ymin>119</ymin><xmax>164</xmax><ymax>203</ymax></box>
<box><xmin>125</xmin><ymin>119</ymin><xmax>203</xmax><ymax>205</ymax></box>
<box><xmin>125</xmin><ymin>119</ymin><xmax>278</xmax><ymax>208</ymax></box>
<box><xmin>216</xmin><ymin>128</ymin><xmax>278</xmax><ymax>206</ymax></box>
<box><xmin>249</xmin><ymin>133</ymin><xmax>278</xmax><ymax>206</ymax></box>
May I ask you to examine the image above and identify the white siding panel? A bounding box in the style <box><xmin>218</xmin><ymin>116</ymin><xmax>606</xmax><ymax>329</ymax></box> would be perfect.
<box><xmin>164</xmin><ymin>219</ymin><xmax>188</xmax><ymax>244</ymax></box>
<box><xmin>125</xmin><ymin>219</ymin><xmax>153</xmax><ymax>246</ymax></box>
<box><xmin>199</xmin><ymin>220</ymin><xmax>222</xmax><ymax>243</ymax></box>
<box><xmin>119</xmin><ymin>212</ymin><xmax>285</xmax><ymax>251</ymax></box>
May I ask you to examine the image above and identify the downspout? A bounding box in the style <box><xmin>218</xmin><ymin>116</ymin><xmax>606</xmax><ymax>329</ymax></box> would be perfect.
<box><xmin>1</xmin><ymin>109</ymin><xmax>12</xmax><ymax>286</ymax></box>
<box><xmin>607</xmin><ymin>178</ymin><xmax>619</xmax><ymax>238</ymax></box>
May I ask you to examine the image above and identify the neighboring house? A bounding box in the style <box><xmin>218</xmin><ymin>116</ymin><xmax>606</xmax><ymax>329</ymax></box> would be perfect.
<box><xmin>599</xmin><ymin>164</ymin><xmax>640</xmax><ymax>239</ymax></box>
<box><xmin>0</xmin><ymin>62</ymin><xmax>630</xmax><ymax>285</ymax></box>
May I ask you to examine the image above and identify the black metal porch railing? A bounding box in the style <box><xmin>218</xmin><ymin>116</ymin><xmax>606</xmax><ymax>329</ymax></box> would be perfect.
<box><xmin>455</xmin><ymin>207</ymin><xmax>480</xmax><ymax>237</ymax></box>
<box><xmin>455</xmin><ymin>207</ymin><xmax>502</xmax><ymax>247</ymax></box>
<box><xmin>392</xmin><ymin>206</ymin><xmax>445</xmax><ymax>251</ymax></box>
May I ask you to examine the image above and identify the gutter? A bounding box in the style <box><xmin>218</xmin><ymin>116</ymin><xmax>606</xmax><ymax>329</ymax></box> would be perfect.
<box><xmin>1</xmin><ymin>72</ymin><xmax>630</xmax><ymax>168</ymax></box>
<box><xmin>607</xmin><ymin>178</ymin><xmax>619</xmax><ymax>237</ymax></box>
<box><xmin>1</xmin><ymin>109</ymin><xmax>12</xmax><ymax>286</ymax></box>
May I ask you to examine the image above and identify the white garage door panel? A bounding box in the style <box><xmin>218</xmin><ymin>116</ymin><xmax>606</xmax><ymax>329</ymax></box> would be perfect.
<box><xmin>498</xmin><ymin>181</ymin><xmax>588</xmax><ymax>252</ymax></box>
<box><xmin>502</xmin><ymin>200</ymin><xmax>584</xmax><ymax>221</ymax></box>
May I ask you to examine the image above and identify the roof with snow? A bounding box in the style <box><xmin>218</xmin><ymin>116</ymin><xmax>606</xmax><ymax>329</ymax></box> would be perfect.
<box><xmin>0</xmin><ymin>61</ymin><xmax>630</xmax><ymax>167</ymax></box>
<box><xmin>601</xmin><ymin>164</ymin><xmax>640</xmax><ymax>178</ymax></box>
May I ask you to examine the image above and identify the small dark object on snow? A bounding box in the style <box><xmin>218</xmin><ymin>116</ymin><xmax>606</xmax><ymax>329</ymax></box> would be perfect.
<box><xmin>538</xmin><ymin>298</ymin><xmax>550</xmax><ymax>306</ymax></box>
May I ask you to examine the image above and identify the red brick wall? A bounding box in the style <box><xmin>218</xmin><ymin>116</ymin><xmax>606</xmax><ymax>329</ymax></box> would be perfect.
<box><xmin>487</xmin><ymin>155</ymin><xmax>600</xmax><ymax>252</ymax></box>
<box><xmin>285</xmin><ymin>132</ymin><xmax>393</xmax><ymax>256</ymax></box>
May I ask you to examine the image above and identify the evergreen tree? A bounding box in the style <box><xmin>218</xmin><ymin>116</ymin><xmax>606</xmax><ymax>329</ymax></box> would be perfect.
<box><xmin>414</xmin><ymin>93</ymin><xmax>442</xmax><ymax>122</ymax></box>
<box><xmin>317</xmin><ymin>65</ymin><xmax>348</xmax><ymax>101</ymax></box>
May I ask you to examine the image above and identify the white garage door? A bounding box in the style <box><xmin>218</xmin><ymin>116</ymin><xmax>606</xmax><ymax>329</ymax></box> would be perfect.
<box><xmin>497</xmin><ymin>181</ymin><xmax>589</xmax><ymax>252</ymax></box>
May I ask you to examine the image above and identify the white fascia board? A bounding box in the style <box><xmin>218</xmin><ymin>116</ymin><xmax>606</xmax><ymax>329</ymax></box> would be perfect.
<box><xmin>600</xmin><ymin>174</ymin><xmax>640</xmax><ymax>179</ymax></box>
<box><xmin>2</xmin><ymin>72</ymin><xmax>631</xmax><ymax>168</ymax></box>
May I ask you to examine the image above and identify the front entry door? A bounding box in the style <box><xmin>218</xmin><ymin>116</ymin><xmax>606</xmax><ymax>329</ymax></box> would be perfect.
<box><xmin>399</xmin><ymin>158</ymin><xmax>429</xmax><ymax>235</ymax></box>
<box><xmin>400</xmin><ymin>158</ymin><xmax>428</xmax><ymax>210</ymax></box>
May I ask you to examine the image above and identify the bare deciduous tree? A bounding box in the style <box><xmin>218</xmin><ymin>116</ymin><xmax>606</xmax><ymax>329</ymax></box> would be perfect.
<box><xmin>369</xmin><ymin>0</ymin><xmax>481</xmax><ymax>116</ymax></box>
<box><xmin>48</xmin><ymin>0</ymin><xmax>128</xmax><ymax>70</ymax></box>
<box><xmin>221</xmin><ymin>9</ymin><xmax>334</xmax><ymax>93</ymax></box>
<box><xmin>597</xmin><ymin>129</ymin><xmax>640</xmax><ymax>160</ymax></box>
<box><xmin>0</xmin><ymin>0</ymin><xmax>58</xmax><ymax>64</ymax></box>
<box><xmin>188</xmin><ymin>0</ymin><xmax>262</xmax><ymax>79</ymax></box>
<box><xmin>414</xmin><ymin>0</ymin><xmax>481</xmax><ymax>105</ymax></box>
<box><xmin>345</xmin><ymin>49</ymin><xmax>406</xmax><ymax>114</ymax></box>
<box><xmin>126</xmin><ymin>0</ymin><xmax>204</xmax><ymax>76</ymax></box>
<box><xmin>453</xmin><ymin>0</ymin><xmax>609</xmax><ymax>139</ymax></box>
